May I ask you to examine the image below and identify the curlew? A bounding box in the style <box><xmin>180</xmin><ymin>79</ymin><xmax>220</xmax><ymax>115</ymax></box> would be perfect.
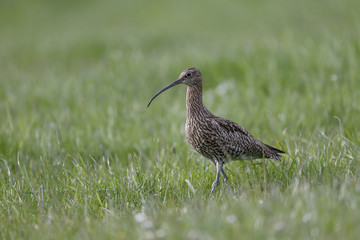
<box><xmin>147</xmin><ymin>68</ymin><xmax>285</xmax><ymax>194</ymax></box>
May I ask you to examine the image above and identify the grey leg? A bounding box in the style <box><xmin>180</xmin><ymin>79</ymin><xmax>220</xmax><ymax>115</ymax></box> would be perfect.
<box><xmin>210</xmin><ymin>162</ymin><xmax>223</xmax><ymax>195</ymax></box>
<box><xmin>220</xmin><ymin>167</ymin><xmax>228</xmax><ymax>184</ymax></box>
<box><xmin>220</xmin><ymin>166</ymin><xmax>233</xmax><ymax>193</ymax></box>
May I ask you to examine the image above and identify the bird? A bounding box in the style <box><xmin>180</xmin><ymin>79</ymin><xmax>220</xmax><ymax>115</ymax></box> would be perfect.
<box><xmin>147</xmin><ymin>67</ymin><xmax>285</xmax><ymax>194</ymax></box>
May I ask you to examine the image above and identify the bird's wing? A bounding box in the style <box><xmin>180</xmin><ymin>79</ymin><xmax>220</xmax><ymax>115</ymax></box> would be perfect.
<box><xmin>205</xmin><ymin>117</ymin><xmax>258</xmax><ymax>159</ymax></box>
<box><xmin>211</xmin><ymin>117</ymin><xmax>251</xmax><ymax>137</ymax></box>
<box><xmin>207</xmin><ymin>116</ymin><xmax>283</xmax><ymax>160</ymax></box>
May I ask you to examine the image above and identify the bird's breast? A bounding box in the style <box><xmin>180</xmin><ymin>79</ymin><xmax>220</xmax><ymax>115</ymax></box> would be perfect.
<box><xmin>185</xmin><ymin>117</ymin><xmax>224</xmax><ymax>160</ymax></box>
<box><xmin>185</xmin><ymin>118</ymin><xmax>202</xmax><ymax>147</ymax></box>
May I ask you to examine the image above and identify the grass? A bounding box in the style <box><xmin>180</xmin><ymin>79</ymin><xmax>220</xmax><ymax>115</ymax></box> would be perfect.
<box><xmin>1</xmin><ymin>0</ymin><xmax>360</xmax><ymax>239</ymax></box>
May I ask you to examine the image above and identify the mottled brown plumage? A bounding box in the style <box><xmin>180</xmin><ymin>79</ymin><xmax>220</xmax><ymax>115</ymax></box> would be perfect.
<box><xmin>147</xmin><ymin>67</ymin><xmax>285</xmax><ymax>193</ymax></box>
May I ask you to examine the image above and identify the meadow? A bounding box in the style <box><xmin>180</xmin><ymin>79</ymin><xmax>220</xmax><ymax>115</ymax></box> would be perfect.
<box><xmin>1</xmin><ymin>0</ymin><xmax>360</xmax><ymax>239</ymax></box>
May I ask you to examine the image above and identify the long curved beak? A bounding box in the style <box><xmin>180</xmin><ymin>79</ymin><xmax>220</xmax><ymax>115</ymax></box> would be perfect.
<box><xmin>147</xmin><ymin>78</ymin><xmax>183</xmax><ymax>107</ymax></box>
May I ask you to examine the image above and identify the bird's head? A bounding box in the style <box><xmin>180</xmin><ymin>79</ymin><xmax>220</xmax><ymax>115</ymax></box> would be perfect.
<box><xmin>147</xmin><ymin>67</ymin><xmax>201</xmax><ymax>107</ymax></box>
<box><xmin>177</xmin><ymin>67</ymin><xmax>202</xmax><ymax>86</ymax></box>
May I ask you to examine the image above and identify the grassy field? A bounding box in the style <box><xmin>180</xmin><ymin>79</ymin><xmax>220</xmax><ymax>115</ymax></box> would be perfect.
<box><xmin>1</xmin><ymin>0</ymin><xmax>360</xmax><ymax>239</ymax></box>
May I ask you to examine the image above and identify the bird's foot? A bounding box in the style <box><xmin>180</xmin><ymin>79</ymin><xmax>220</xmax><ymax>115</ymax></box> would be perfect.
<box><xmin>212</xmin><ymin>179</ymin><xmax>219</xmax><ymax>189</ymax></box>
<box><xmin>209</xmin><ymin>179</ymin><xmax>219</xmax><ymax>197</ymax></box>
<box><xmin>222</xmin><ymin>175</ymin><xmax>234</xmax><ymax>195</ymax></box>
<box><xmin>209</xmin><ymin>188</ymin><xmax>214</xmax><ymax>197</ymax></box>
<box><xmin>223</xmin><ymin>176</ymin><xmax>228</xmax><ymax>185</ymax></box>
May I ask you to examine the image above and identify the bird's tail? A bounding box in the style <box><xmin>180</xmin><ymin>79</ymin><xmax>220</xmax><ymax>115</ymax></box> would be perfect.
<box><xmin>264</xmin><ymin>144</ymin><xmax>285</xmax><ymax>161</ymax></box>
<box><xmin>265</xmin><ymin>144</ymin><xmax>285</xmax><ymax>154</ymax></box>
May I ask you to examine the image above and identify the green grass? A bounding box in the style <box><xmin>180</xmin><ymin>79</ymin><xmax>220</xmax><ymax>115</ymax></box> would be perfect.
<box><xmin>1</xmin><ymin>0</ymin><xmax>360</xmax><ymax>239</ymax></box>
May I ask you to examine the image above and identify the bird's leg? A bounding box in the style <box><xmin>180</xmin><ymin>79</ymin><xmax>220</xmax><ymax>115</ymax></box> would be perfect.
<box><xmin>220</xmin><ymin>167</ymin><xmax>228</xmax><ymax>184</ymax></box>
<box><xmin>220</xmin><ymin>166</ymin><xmax>233</xmax><ymax>194</ymax></box>
<box><xmin>210</xmin><ymin>162</ymin><xmax>222</xmax><ymax>195</ymax></box>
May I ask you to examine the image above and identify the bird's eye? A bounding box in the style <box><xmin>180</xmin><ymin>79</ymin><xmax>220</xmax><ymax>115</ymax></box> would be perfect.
<box><xmin>186</xmin><ymin>72</ymin><xmax>192</xmax><ymax>77</ymax></box>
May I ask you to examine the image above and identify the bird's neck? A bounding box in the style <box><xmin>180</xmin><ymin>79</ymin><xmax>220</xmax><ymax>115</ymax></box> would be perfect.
<box><xmin>186</xmin><ymin>83</ymin><xmax>211</xmax><ymax>119</ymax></box>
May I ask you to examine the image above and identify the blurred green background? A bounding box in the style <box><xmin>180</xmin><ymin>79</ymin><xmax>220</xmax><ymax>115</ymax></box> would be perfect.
<box><xmin>1</xmin><ymin>0</ymin><xmax>359</xmax><ymax>159</ymax></box>
<box><xmin>1</xmin><ymin>0</ymin><xmax>360</xmax><ymax>239</ymax></box>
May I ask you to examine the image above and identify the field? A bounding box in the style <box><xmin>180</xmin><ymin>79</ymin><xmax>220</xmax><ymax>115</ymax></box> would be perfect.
<box><xmin>1</xmin><ymin>0</ymin><xmax>360</xmax><ymax>239</ymax></box>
